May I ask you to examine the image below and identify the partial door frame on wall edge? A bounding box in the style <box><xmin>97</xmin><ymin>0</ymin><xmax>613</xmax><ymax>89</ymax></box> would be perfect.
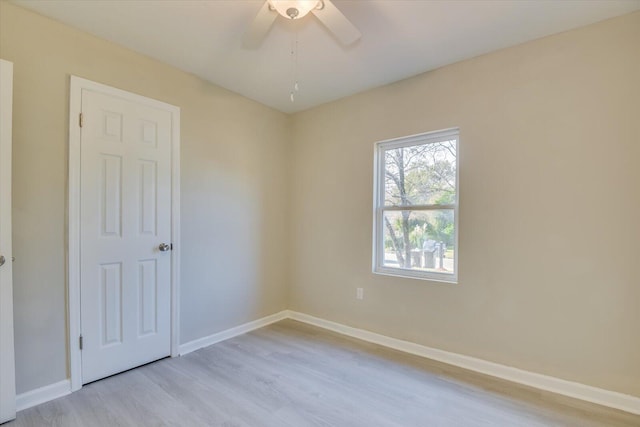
<box><xmin>67</xmin><ymin>76</ymin><xmax>181</xmax><ymax>392</ymax></box>
<box><xmin>0</xmin><ymin>58</ymin><xmax>16</xmax><ymax>423</ymax></box>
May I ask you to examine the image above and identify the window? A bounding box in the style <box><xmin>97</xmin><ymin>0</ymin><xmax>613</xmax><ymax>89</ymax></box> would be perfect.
<box><xmin>373</xmin><ymin>128</ymin><xmax>458</xmax><ymax>282</ymax></box>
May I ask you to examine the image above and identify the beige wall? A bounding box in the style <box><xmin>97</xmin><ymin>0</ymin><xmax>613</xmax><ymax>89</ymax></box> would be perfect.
<box><xmin>2</xmin><ymin>0</ymin><xmax>639</xmax><ymax>400</ymax></box>
<box><xmin>290</xmin><ymin>11</ymin><xmax>640</xmax><ymax>397</ymax></box>
<box><xmin>0</xmin><ymin>2</ymin><xmax>290</xmax><ymax>394</ymax></box>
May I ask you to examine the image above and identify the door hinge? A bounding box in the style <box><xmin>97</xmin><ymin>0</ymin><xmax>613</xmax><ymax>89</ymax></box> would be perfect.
<box><xmin>79</xmin><ymin>112</ymin><xmax>84</xmax><ymax>128</ymax></box>
<box><xmin>79</xmin><ymin>335</ymin><xmax>83</xmax><ymax>350</ymax></box>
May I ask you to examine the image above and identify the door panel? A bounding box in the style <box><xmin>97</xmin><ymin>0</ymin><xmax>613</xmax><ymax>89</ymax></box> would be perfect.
<box><xmin>100</xmin><ymin>154</ymin><xmax>122</xmax><ymax>237</ymax></box>
<box><xmin>80</xmin><ymin>89</ymin><xmax>172</xmax><ymax>384</ymax></box>
<box><xmin>101</xmin><ymin>262</ymin><xmax>123</xmax><ymax>346</ymax></box>
<box><xmin>139</xmin><ymin>160</ymin><xmax>157</xmax><ymax>236</ymax></box>
<box><xmin>138</xmin><ymin>259</ymin><xmax>157</xmax><ymax>336</ymax></box>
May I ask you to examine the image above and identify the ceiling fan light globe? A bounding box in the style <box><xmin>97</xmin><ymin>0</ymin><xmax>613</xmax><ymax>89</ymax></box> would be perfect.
<box><xmin>268</xmin><ymin>0</ymin><xmax>319</xmax><ymax>20</ymax></box>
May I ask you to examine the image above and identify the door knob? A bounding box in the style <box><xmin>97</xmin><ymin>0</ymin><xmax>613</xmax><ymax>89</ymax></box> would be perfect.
<box><xmin>0</xmin><ymin>255</ymin><xmax>5</xmax><ymax>267</ymax></box>
<box><xmin>158</xmin><ymin>243</ymin><xmax>171</xmax><ymax>252</ymax></box>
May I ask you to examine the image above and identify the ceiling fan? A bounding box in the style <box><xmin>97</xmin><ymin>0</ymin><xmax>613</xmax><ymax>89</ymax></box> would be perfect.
<box><xmin>243</xmin><ymin>0</ymin><xmax>361</xmax><ymax>48</ymax></box>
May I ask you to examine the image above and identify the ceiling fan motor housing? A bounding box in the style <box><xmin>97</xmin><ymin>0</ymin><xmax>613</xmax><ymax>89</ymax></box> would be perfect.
<box><xmin>268</xmin><ymin>0</ymin><xmax>321</xmax><ymax>20</ymax></box>
<box><xmin>245</xmin><ymin>0</ymin><xmax>360</xmax><ymax>48</ymax></box>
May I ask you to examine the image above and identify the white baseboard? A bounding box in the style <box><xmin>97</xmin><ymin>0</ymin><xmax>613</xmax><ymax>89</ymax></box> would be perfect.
<box><xmin>287</xmin><ymin>311</ymin><xmax>640</xmax><ymax>416</ymax></box>
<box><xmin>14</xmin><ymin>311</ymin><xmax>289</xmax><ymax>412</ymax></box>
<box><xmin>16</xmin><ymin>379</ymin><xmax>71</xmax><ymax>412</ymax></box>
<box><xmin>178</xmin><ymin>310</ymin><xmax>289</xmax><ymax>356</ymax></box>
<box><xmin>15</xmin><ymin>310</ymin><xmax>640</xmax><ymax>416</ymax></box>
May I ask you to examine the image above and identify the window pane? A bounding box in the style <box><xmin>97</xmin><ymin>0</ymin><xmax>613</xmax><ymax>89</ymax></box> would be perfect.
<box><xmin>382</xmin><ymin>210</ymin><xmax>455</xmax><ymax>275</ymax></box>
<box><xmin>384</xmin><ymin>139</ymin><xmax>456</xmax><ymax>207</ymax></box>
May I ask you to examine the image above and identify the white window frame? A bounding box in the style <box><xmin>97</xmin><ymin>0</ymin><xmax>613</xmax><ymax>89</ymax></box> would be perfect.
<box><xmin>372</xmin><ymin>128</ymin><xmax>459</xmax><ymax>283</ymax></box>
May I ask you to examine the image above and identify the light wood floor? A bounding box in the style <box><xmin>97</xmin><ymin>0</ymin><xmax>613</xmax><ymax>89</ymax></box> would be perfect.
<box><xmin>8</xmin><ymin>320</ymin><xmax>640</xmax><ymax>426</ymax></box>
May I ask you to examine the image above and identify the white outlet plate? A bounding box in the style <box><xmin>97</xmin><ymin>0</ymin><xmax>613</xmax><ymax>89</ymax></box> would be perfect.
<box><xmin>356</xmin><ymin>288</ymin><xmax>364</xmax><ymax>300</ymax></box>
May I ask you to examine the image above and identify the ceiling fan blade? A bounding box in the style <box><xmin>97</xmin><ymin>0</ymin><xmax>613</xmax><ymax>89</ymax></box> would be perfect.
<box><xmin>312</xmin><ymin>0</ymin><xmax>361</xmax><ymax>46</ymax></box>
<box><xmin>243</xmin><ymin>1</ymin><xmax>278</xmax><ymax>49</ymax></box>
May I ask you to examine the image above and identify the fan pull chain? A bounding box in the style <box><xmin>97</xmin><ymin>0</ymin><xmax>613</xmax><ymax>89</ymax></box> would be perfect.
<box><xmin>290</xmin><ymin>32</ymin><xmax>299</xmax><ymax>103</ymax></box>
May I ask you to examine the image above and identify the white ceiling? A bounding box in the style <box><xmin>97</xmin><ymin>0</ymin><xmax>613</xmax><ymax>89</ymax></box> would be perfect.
<box><xmin>13</xmin><ymin>0</ymin><xmax>640</xmax><ymax>113</ymax></box>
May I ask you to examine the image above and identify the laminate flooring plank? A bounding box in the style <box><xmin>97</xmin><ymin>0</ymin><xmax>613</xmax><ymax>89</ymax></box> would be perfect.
<box><xmin>7</xmin><ymin>319</ymin><xmax>640</xmax><ymax>426</ymax></box>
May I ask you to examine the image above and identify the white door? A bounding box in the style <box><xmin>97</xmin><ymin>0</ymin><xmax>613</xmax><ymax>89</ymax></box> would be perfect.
<box><xmin>0</xmin><ymin>59</ymin><xmax>16</xmax><ymax>423</ymax></box>
<box><xmin>80</xmin><ymin>88</ymin><xmax>173</xmax><ymax>384</ymax></box>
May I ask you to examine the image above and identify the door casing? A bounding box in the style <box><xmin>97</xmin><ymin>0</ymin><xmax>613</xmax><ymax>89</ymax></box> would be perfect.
<box><xmin>68</xmin><ymin>76</ymin><xmax>181</xmax><ymax>392</ymax></box>
<box><xmin>0</xmin><ymin>58</ymin><xmax>16</xmax><ymax>424</ymax></box>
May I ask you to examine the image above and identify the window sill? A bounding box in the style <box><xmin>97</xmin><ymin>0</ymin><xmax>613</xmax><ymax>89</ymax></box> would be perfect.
<box><xmin>373</xmin><ymin>267</ymin><xmax>458</xmax><ymax>284</ymax></box>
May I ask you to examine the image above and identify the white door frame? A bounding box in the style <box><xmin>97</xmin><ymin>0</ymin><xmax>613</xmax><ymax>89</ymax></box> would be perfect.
<box><xmin>68</xmin><ymin>76</ymin><xmax>181</xmax><ymax>392</ymax></box>
<box><xmin>0</xmin><ymin>58</ymin><xmax>16</xmax><ymax>423</ymax></box>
